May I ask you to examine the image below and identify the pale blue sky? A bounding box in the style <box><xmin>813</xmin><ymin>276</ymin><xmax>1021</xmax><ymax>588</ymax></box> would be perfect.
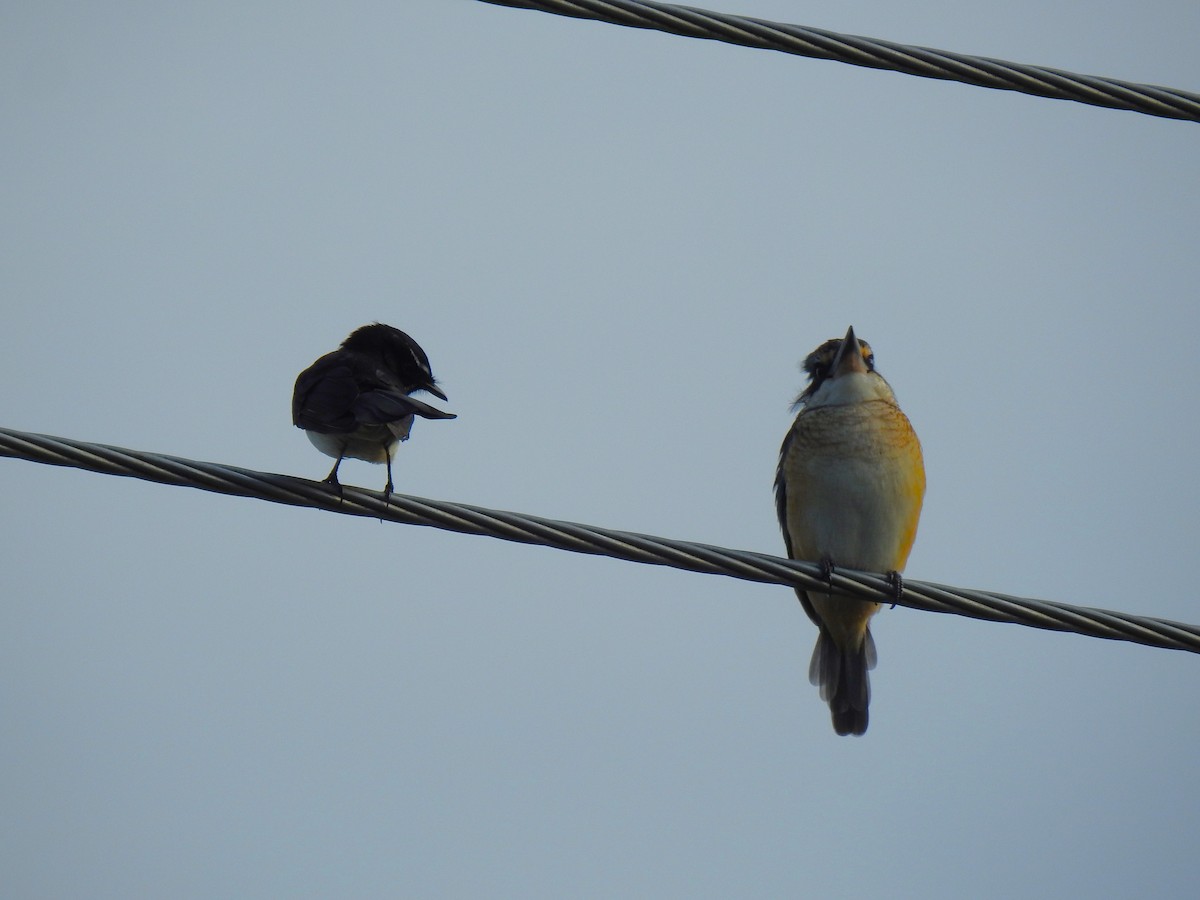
<box><xmin>3</xmin><ymin>1</ymin><xmax>1199</xmax><ymax>896</ymax></box>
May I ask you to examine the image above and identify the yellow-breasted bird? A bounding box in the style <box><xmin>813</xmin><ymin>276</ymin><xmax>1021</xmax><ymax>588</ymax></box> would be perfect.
<box><xmin>774</xmin><ymin>326</ymin><xmax>925</xmax><ymax>735</ymax></box>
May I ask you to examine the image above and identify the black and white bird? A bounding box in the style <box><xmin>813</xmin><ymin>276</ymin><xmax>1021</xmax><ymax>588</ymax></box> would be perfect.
<box><xmin>292</xmin><ymin>323</ymin><xmax>456</xmax><ymax>499</ymax></box>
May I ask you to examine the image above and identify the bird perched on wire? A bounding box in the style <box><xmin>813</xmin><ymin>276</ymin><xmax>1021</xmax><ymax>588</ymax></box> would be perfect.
<box><xmin>775</xmin><ymin>326</ymin><xmax>925</xmax><ymax>736</ymax></box>
<box><xmin>292</xmin><ymin>323</ymin><xmax>456</xmax><ymax>499</ymax></box>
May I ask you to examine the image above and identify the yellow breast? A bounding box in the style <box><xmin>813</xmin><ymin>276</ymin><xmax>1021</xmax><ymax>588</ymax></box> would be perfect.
<box><xmin>780</xmin><ymin>399</ymin><xmax>925</xmax><ymax>574</ymax></box>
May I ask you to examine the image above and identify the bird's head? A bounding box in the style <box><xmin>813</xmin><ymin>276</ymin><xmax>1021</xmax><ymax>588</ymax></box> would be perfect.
<box><xmin>342</xmin><ymin>322</ymin><xmax>448</xmax><ymax>400</ymax></box>
<box><xmin>796</xmin><ymin>326</ymin><xmax>894</xmax><ymax>408</ymax></box>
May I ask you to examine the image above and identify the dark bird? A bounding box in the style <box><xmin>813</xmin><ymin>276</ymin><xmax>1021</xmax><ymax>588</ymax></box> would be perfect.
<box><xmin>292</xmin><ymin>323</ymin><xmax>456</xmax><ymax>499</ymax></box>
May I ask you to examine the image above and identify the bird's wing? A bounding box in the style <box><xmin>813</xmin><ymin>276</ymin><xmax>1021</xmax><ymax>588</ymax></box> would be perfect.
<box><xmin>292</xmin><ymin>356</ymin><xmax>360</xmax><ymax>433</ymax></box>
<box><xmin>775</xmin><ymin>417</ymin><xmax>822</xmax><ymax>627</ymax></box>
<box><xmin>774</xmin><ymin>424</ymin><xmax>797</xmax><ymax>557</ymax></box>
<box><xmin>353</xmin><ymin>390</ymin><xmax>457</xmax><ymax>424</ymax></box>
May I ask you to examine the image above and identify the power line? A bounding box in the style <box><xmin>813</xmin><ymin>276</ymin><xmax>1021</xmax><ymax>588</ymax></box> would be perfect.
<box><xmin>478</xmin><ymin>0</ymin><xmax>1200</xmax><ymax>123</ymax></box>
<box><xmin>3</xmin><ymin>425</ymin><xmax>1197</xmax><ymax>656</ymax></box>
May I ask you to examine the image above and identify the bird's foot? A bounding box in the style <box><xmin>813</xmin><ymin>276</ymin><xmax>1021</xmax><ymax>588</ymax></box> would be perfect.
<box><xmin>886</xmin><ymin>570</ymin><xmax>904</xmax><ymax>609</ymax></box>
<box><xmin>322</xmin><ymin>472</ymin><xmax>345</xmax><ymax>504</ymax></box>
<box><xmin>819</xmin><ymin>553</ymin><xmax>836</xmax><ymax>596</ymax></box>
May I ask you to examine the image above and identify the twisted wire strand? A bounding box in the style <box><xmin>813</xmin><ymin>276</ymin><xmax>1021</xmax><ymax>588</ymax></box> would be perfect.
<box><xmin>478</xmin><ymin>0</ymin><xmax>1200</xmax><ymax>123</ymax></box>
<box><xmin>3</xmin><ymin>425</ymin><xmax>1198</xmax><ymax>655</ymax></box>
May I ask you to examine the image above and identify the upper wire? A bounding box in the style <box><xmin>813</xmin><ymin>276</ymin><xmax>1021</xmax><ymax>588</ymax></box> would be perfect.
<box><xmin>477</xmin><ymin>0</ymin><xmax>1200</xmax><ymax>123</ymax></box>
<box><xmin>2</xmin><ymin>425</ymin><xmax>1198</xmax><ymax>656</ymax></box>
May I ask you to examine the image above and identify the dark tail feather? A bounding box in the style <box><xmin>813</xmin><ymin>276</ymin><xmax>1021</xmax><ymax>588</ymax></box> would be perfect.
<box><xmin>808</xmin><ymin>626</ymin><xmax>877</xmax><ymax>736</ymax></box>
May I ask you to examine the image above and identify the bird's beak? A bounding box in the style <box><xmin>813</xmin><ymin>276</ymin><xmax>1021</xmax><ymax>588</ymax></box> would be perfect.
<box><xmin>425</xmin><ymin>383</ymin><xmax>448</xmax><ymax>402</ymax></box>
<box><xmin>830</xmin><ymin>326</ymin><xmax>867</xmax><ymax>377</ymax></box>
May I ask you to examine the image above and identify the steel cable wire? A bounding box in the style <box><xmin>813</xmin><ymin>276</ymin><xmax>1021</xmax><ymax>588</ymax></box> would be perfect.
<box><xmin>3</xmin><ymin>425</ymin><xmax>1198</xmax><ymax>655</ymax></box>
<box><xmin>477</xmin><ymin>0</ymin><xmax>1200</xmax><ymax>123</ymax></box>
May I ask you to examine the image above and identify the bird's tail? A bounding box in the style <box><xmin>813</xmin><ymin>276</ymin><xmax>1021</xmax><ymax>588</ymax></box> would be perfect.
<box><xmin>809</xmin><ymin>625</ymin><xmax>877</xmax><ymax>736</ymax></box>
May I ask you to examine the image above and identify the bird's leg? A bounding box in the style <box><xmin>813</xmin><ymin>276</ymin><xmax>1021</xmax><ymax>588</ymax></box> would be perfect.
<box><xmin>382</xmin><ymin>444</ymin><xmax>394</xmax><ymax>503</ymax></box>
<box><xmin>886</xmin><ymin>570</ymin><xmax>904</xmax><ymax>609</ymax></box>
<box><xmin>323</xmin><ymin>456</ymin><xmax>345</xmax><ymax>502</ymax></box>
<box><xmin>819</xmin><ymin>552</ymin><xmax>836</xmax><ymax>600</ymax></box>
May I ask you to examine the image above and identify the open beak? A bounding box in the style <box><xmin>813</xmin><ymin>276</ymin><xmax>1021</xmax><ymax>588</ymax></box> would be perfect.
<box><xmin>830</xmin><ymin>325</ymin><xmax>867</xmax><ymax>377</ymax></box>
<box><xmin>424</xmin><ymin>383</ymin><xmax>448</xmax><ymax>402</ymax></box>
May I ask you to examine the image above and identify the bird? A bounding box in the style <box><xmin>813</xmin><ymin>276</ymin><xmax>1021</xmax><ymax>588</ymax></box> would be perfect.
<box><xmin>774</xmin><ymin>326</ymin><xmax>925</xmax><ymax>736</ymax></box>
<box><xmin>292</xmin><ymin>323</ymin><xmax>456</xmax><ymax>499</ymax></box>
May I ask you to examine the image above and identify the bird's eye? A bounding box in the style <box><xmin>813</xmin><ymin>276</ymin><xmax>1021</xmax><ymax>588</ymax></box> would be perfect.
<box><xmin>864</xmin><ymin>352</ymin><xmax>875</xmax><ymax>371</ymax></box>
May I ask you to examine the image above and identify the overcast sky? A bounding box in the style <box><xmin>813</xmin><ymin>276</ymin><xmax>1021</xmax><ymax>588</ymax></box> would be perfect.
<box><xmin>3</xmin><ymin>1</ymin><xmax>1199</xmax><ymax>897</ymax></box>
